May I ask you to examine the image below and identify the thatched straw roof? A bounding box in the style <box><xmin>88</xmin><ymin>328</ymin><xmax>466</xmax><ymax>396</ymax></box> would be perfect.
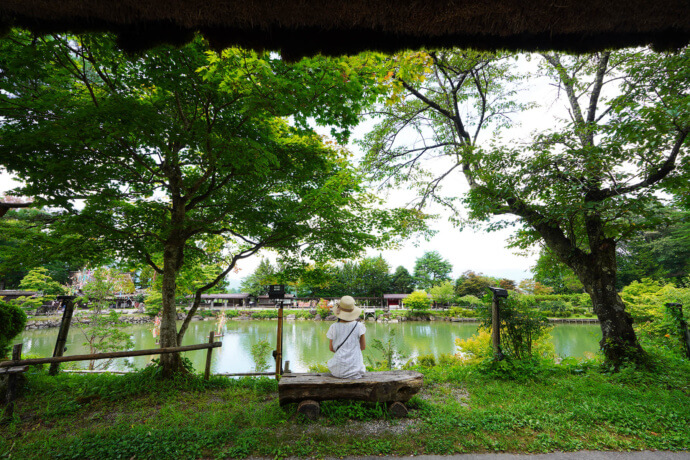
<box><xmin>1</xmin><ymin>1</ymin><xmax>688</xmax><ymax>59</ymax></box>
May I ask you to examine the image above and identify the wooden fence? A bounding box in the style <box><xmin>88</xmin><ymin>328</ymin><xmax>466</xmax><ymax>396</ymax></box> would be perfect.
<box><xmin>1</xmin><ymin>332</ymin><xmax>222</xmax><ymax>422</ymax></box>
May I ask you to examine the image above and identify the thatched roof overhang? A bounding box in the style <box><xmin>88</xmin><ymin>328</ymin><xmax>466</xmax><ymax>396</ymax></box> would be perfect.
<box><xmin>1</xmin><ymin>1</ymin><xmax>688</xmax><ymax>59</ymax></box>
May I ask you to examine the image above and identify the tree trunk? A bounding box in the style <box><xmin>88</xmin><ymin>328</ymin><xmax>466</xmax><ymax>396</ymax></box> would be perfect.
<box><xmin>159</xmin><ymin>244</ymin><xmax>184</xmax><ymax>377</ymax></box>
<box><xmin>526</xmin><ymin>208</ymin><xmax>645</xmax><ymax>367</ymax></box>
<box><xmin>573</xmin><ymin>238</ymin><xmax>644</xmax><ymax>366</ymax></box>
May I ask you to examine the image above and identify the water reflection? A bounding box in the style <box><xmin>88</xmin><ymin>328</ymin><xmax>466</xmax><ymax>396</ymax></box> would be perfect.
<box><xmin>17</xmin><ymin>320</ymin><xmax>602</xmax><ymax>374</ymax></box>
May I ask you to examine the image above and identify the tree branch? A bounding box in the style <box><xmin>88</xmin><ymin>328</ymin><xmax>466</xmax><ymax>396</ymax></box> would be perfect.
<box><xmin>593</xmin><ymin>129</ymin><xmax>689</xmax><ymax>200</ymax></box>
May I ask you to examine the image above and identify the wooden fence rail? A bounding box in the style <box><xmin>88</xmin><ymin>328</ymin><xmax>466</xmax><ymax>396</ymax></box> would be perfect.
<box><xmin>1</xmin><ymin>334</ymin><xmax>221</xmax><ymax>422</ymax></box>
<box><xmin>0</xmin><ymin>341</ymin><xmax>222</xmax><ymax>369</ymax></box>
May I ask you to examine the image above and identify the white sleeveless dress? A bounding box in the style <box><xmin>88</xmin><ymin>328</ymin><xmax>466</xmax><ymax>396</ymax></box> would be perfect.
<box><xmin>326</xmin><ymin>321</ymin><xmax>366</xmax><ymax>379</ymax></box>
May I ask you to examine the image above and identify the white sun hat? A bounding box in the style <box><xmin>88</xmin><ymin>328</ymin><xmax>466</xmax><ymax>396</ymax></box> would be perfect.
<box><xmin>333</xmin><ymin>295</ymin><xmax>362</xmax><ymax>321</ymax></box>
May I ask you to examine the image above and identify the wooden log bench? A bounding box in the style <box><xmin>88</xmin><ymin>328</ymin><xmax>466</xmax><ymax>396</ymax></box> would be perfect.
<box><xmin>278</xmin><ymin>370</ymin><xmax>423</xmax><ymax>420</ymax></box>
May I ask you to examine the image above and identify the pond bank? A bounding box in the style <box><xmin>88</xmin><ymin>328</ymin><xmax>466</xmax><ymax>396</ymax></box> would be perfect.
<box><xmin>18</xmin><ymin>320</ymin><xmax>602</xmax><ymax>373</ymax></box>
<box><xmin>23</xmin><ymin>311</ymin><xmax>599</xmax><ymax>330</ymax></box>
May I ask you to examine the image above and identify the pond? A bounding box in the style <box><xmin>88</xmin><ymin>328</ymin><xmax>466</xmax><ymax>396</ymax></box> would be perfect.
<box><xmin>17</xmin><ymin>320</ymin><xmax>602</xmax><ymax>373</ymax></box>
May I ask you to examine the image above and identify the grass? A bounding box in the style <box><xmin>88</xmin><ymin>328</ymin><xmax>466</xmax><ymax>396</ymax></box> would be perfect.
<box><xmin>2</xmin><ymin>354</ymin><xmax>689</xmax><ymax>459</ymax></box>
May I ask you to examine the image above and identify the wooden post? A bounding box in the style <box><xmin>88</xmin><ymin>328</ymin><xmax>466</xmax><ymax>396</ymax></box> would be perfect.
<box><xmin>275</xmin><ymin>301</ymin><xmax>284</xmax><ymax>380</ymax></box>
<box><xmin>49</xmin><ymin>296</ymin><xmax>76</xmax><ymax>376</ymax></box>
<box><xmin>2</xmin><ymin>344</ymin><xmax>22</xmax><ymax>423</ymax></box>
<box><xmin>204</xmin><ymin>331</ymin><xmax>214</xmax><ymax>380</ymax></box>
<box><xmin>491</xmin><ymin>296</ymin><xmax>504</xmax><ymax>361</ymax></box>
<box><xmin>667</xmin><ymin>303</ymin><xmax>690</xmax><ymax>359</ymax></box>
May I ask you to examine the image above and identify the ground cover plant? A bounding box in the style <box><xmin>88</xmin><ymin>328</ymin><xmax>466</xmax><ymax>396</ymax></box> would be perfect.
<box><xmin>2</xmin><ymin>350</ymin><xmax>688</xmax><ymax>459</ymax></box>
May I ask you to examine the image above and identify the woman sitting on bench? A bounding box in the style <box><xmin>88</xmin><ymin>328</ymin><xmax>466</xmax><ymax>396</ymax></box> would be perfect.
<box><xmin>326</xmin><ymin>296</ymin><xmax>366</xmax><ymax>379</ymax></box>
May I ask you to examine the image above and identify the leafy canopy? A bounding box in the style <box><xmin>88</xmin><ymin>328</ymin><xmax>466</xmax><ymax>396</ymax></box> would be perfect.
<box><xmin>413</xmin><ymin>250</ymin><xmax>453</xmax><ymax>290</ymax></box>
<box><xmin>0</xmin><ymin>30</ymin><xmax>424</xmax><ymax>293</ymax></box>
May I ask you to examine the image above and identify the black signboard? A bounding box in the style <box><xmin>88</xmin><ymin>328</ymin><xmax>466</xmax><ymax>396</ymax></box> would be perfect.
<box><xmin>487</xmin><ymin>286</ymin><xmax>509</xmax><ymax>298</ymax></box>
<box><xmin>268</xmin><ymin>285</ymin><xmax>285</xmax><ymax>299</ymax></box>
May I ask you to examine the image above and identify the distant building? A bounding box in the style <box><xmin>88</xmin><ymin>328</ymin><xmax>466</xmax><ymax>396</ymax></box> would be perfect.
<box><xmin>257</xmin><ymin>294</ymin><xmax>295</xmax><ymax>307</ymax></box>
<box><xmin>383</xmin><ymin>293</ymin><xmax>409</xmax><ymax>308</ymax></box>
<box><xmin>199</xmin><ymin>293</ymin><xmax>251</xmax><ymax>308</ymax></box>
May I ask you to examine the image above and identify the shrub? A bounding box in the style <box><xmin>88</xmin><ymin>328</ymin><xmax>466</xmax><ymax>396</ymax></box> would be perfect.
<box><xmin>429</xmin><ymin>281</ymin><xmax>455</xmax><ymax>306</ymax></box>
<box><xmin>316</xmin><ymin>298</ymin><xmax>331</xmax><ymax>318</ymax></box>
<box><xmin>437</xmin><ymin>353</ymin><xmax>458</xmax><ymax>366</ymax></box>
<box><xmin>250</xmin><ymin>340</ymin><xmax>273</xmax><ymax>372</ymax></box>
<box><xmin>477</xmin><ymin>296</ymin><xmax>552</xmax><ymax>360</ymax></box>
<box><xmin>19</xmin><ymin>267</ymin><xmax>66</xmax><ymax>295</ymax></box>
<box><xmin>538</xmin><ymin>300</ymin><xmax>569</xmax><ymax>313</ymax></box>
<box><xmin>0</xmin><ymin>300</ymin><xmax>27</xmax><ymax>358</ymax></box>
<box><xmin>366</xmin><ymin>329</ymin><xmax>407</xmax><ymax>370</ymax></box>
<box><xmin>199</xmin><ymin>309</ymin><xmax>216</xmax><ymax>318</ymax></box>
<box><xmin>249</xmin><ymin>310</ymin><xmax>277</xmax><ymax>319</ymax></box>
<box><xmin>308</xmin><ymin>363</ymin><xmax>329</xmax><ymax>373</ymax></box>
<box><xmin>416</xmin><ymin>353</ymin><xmax>436</xmax><ymax>367</ymax></box>
<box><xmin>455</xmin><ymin>328</ymin><xmax>493</xmax><ymax>363</ymax></box>
<box><xmin>456</xmin><ymin>295</ymin><xmax>484</xmax><ymax>307</ymax></box>
<box><xmin>448</xmin><ymin>307</ymin><xmax>475</xmax><ymax>318</ymax></box>
<box><xmin>406</xmin><ymin>309</ymin><xmax>432</xmax><ymax>318</ymax></box>
<box><xmin>405</xmin><ymin>291</ymin><xmax>431</xmax><ymax>311</ymax></box>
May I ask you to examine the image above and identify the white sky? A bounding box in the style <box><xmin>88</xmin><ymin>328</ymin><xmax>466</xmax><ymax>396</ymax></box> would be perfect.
<box><xmin>1</xmin><ymin>55</ymin><xmax>574</xmax><ymax>289</ymax></box>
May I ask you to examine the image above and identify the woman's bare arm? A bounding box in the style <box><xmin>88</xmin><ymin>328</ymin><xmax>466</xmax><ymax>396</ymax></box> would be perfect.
<box><xmin>359</xmin><ymin>334</ymin><xmax>366</xmax><ymax>351</ymax></box>
<box><xmin>329</xmin><ymin>339</ymin><xmax>335</xmax><ymax>353</ymax></box>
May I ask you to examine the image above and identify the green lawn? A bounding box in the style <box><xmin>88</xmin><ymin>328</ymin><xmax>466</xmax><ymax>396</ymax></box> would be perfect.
<box><xmin>2</xmin><ymin>355</ymin><xmax>689</xmax><ymax>459</ymax></box>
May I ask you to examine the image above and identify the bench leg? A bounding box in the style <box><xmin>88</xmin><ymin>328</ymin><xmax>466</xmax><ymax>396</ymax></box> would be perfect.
<box><xmin>297</xmin><ymin>400</ymin><xmax>320</xmax><ymax>420</ymax></box>
<box><xmin>388</xmin><ymin>401</ymin><xmax>408</xmax><ymax>418</ymax></box>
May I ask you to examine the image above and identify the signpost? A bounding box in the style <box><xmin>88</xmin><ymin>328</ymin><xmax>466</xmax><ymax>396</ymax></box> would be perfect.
<box><xmin>487</xmin><ymin>287</ymin><xmax>508</xmax><ymax>361</ymax></box>
<box><xmin>269</xmin><ymin>285</ymin><xmax>285</xmax><ymax>380</ymax></box>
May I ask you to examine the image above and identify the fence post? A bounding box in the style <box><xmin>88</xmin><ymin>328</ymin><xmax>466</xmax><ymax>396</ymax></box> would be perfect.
<box><xmin>204</xmin><ymin>331</ymin><xmax>215</xmax><ymax>381</ymax></box>
<box><xmin>2</xmin><ymin>343</ymin><xmax>23</xmax><ymax>423</ymax></box>
<box><xmin>666</xmin><ymin>303</ymin><xmax>690</xmax><ymax>359</ymax></box>
<box><xmin>49</xmin><ymin>295</ymin><xmax>76</xmax><ymax>376</ymax></box>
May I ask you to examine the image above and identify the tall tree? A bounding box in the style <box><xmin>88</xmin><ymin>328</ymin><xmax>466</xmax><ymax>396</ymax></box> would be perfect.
<box><xmin>455</xmin><ymin>270</ymin><xmax>495</xmax><ymax>297</ymax></box>
<box><xmin>241</xmin><ymin>258</ymin><xmax>277</xmax><ymax>297</ymax></box>
<box><xmin>0</xmin><ymin>31</ymin><xmax>420</xmax><ymax>375</ymax></box>
<box><xmin>364</xmin><ymin>48</ymin><xmax>690</xmax><ymax>365</ymax></box>
<box><xmin>356</xmin><ymin>256</ymin><xmax>391</xmax><ymax>297</ymax></box>
<box><xmin>389</xmin><ymin>266</ymin><xmax>415</xmax><ymax>294</ymax></box>
<box><xmin>309</xmin><ymin>256</ymin><xmax>391</xmax><ymax>297</ymax></box>
<box><xmin>413</xmin><ymin>250</ymin><xmax>453</xmax><ymax>290</ymax></box>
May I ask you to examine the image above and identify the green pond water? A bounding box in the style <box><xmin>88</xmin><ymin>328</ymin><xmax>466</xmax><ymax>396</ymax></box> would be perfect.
<box><xmin>17</xmin><ymin>320</ymin><xmax>602</xmax><ymax>373</ymax></box>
